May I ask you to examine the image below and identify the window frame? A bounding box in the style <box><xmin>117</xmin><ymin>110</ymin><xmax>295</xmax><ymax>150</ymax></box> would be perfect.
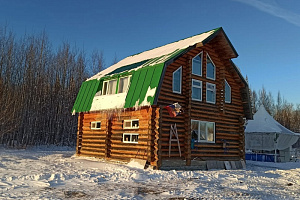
<box><xmin>172</xmin><ymin>66</ymin><xmax>182</xmax><ymax>94</ymax></box>
<box><xmin>191</xmin><ymin>120</ymin><xmax>215</xmax><ymax>143</ymax></box>
<box><xmin>101</xmin><ymin>75</ymin><xmax>131</xmax><ymax>95</ymax></box>
<box><xmin>192</xmin><ymin>52</ymin><xmax>203</xmax><ymax>76</ymax></box>
<box><xmin>123</xmin><ymin>119</ymin><xmax>139</xmax><ymax>129</ymax></box>
<box><xmin>225</xmin><ymin>79</ymin><xmax>231</xmax><ymax>103</ymax></box>
<box><xmin>206</xmin><ymin>82</ymin><xmax>216</xmax><ymax>104</ymax></box>
<box><xmin>123</xmin><ymin>133</ymin><xmax>139</xmax><ymax>144</ymax></box>
<box><xmin>192</xmin><ymin>79</ymin><xmax>202</xmax><ymax>101</ymax></box>
<box><xmin>91</xmin><ymin>121</ymin><xmax>101</xmax><ymax>130</ymax></box>
<box><xmin>206</xmin><ymin>54</ymin><xmax>216</xmax><ymax>80</ymax></box>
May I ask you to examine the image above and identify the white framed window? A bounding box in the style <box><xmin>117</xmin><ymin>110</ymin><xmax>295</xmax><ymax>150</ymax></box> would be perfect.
<box><xmin>192</xmin><ymin>79</ymin><xmax>202</xmax><ymax>101</ymax></box>
<box><xmin>191</xmin><ymin>120</ymin><xmax>215</xmax><ymax>143</ymax></box>
<box><xmin>123</xmin><ymin>133</ymin><xmax>139</xmax><ymax>143</ymax></box>
<box><xmin>91</xmin><ymin>121</ymin><xmax>101</xmax><ymax>130</ymax></box>
<box><xmin>102</xmin><ymin>76</ymin><xmax>131</xmax><ymax>95</ymax></box>
<box><xmin>172</xmin><ymin>66</ymin><xmax>182</xmax><ymax>94</ymax></box>
<box><xmin>206</xmin><ymin>82</ymin><xmax>216</xmax><ymax>104</ymax></box>
<box><xmin>192</xmin><ymin>52</ymin><xmax>202</xmax><ymax>76</ymax></box>
<box><xmin>206</xmin><ymin>54</ymin><xmax>216</xmax><ymax>80</ymax></box>
<box><xmin>225</xmin><ymin>79</ymin><xmax>231</xmax><ymax>103</ymax></box>
<box><xmin>118</xmin><ymin>76</ymin><xmax>130</xmax><ymax>93</ymax></box>
<box><xmin>123</xmin><ymin>119</ymin><xmax>139</xmax><ymax>129</ymax></box>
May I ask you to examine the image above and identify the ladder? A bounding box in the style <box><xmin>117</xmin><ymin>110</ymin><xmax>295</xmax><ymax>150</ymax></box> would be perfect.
<box><xmin>169</xmin><ymin>123</ymin><xmax>181</xmax><ymax>157</ymax></box>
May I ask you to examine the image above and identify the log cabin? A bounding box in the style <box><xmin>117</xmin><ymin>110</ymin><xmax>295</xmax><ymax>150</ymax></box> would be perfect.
<box><xmin>72</xmin><ymin>27</ymin><xmax>253</xmax><ymax>169</ymax></box>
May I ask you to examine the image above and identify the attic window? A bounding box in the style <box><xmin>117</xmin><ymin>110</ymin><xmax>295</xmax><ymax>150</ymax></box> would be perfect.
<box><xmin>102</xmin><ymin>76</ymin><xmax>130</xmax><ymax>95</ymax></box>
<box><xmin>118</xmin><ymin>76</ymin><xmax>130</xmax><ymax>93</ymax></box>
<box><xmin>225</xmin><ymin>79</ymin><xmax>231</xmax><ymax>103</ymax></box>
<box><xmin>192</xmin><ymin>79</ymin><xmax>202</xmax><ymax>101</ymax></box>
<box><xmin>192</xmin><ymin>52</ymin><xmax>202</xmax><ymax>76</ymax></box>
<box><xmin>123</xmin><ymin>119</ymin><xmax>139</xmax><ymax>129</ymax></box>
<box><xmin>172</xmin><ymin>66</ymin><xmax>182</xmax><ymax>94</ymax></box>
<box><xmin>206</xmin><ymin>54</ymin><xmax>216</xmax><ymax>80</ymax></box>
<box><xmin>123</xmin><ymin>133</ymin><xmax>139</xmax><ymax>143</ymax></box>
<box><xmin>91</xmin><ymin>121</ymin><xmax>101</xmax><ymax>130</ymax></box>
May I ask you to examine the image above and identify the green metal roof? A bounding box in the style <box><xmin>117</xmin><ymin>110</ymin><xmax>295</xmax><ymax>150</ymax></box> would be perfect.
<box><xmin>72</xmin><ymin>79</ymin><xmax>101</xmax><ymax>113</ymax></box>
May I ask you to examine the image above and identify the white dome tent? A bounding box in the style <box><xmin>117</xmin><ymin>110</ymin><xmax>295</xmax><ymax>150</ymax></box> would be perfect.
<box><xmin>245</xmin><ymin>105</ymin><xmax>300</xmax><ymax>162</ymax></box>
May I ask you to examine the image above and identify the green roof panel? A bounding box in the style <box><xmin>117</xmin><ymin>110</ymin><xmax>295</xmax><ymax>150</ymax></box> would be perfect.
<box><xmin>72</xmin><ymin>79</ymin><xmax>100</xmax><ymax>113</ymax></box>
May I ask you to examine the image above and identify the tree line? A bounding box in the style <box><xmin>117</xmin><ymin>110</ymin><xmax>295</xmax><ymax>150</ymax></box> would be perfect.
<box><xmin>0</xmin><ymin>27</ymin><xmax>105</xmax><ymax>147</ymax></box>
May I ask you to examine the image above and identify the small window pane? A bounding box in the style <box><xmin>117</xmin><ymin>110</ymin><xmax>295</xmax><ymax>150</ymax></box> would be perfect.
<box><xmin>132</xmin><ymin>135</ymin><xmax>138</xmax><ymax>142</ymax></box>
<box><xmin>191</xmin><ymin>121</ymin><xmax>199</xmax><ymax>141</ymax></box>
<box><xmin>207</xmin><ymin>123</ymin><xmax>215</xmax><ymax>142</ymax></box>
<box><xmin>206</xmin><ymin>83</ymin><xmax>216</xmax><ymax>103</ymax></box>
<box><xmin>207</xmin><ymin>55</ymin><xmax>215</xmax><ymax>79</ymax></box>
<box><xmin>200</xmin><ymin>122</ymin><xmax>206</xmax><ymax>140</ymax></box>
<box><xmin>132</xmin><ymin>120</ymin><xmax>139</xmax><ymax>128</ymax></box>
<box><xmin>225</xmin><ymin>80</ymin><xmax>231</xmax><ymax>103</ymax></box>
<box><xmin>192</xmin><ymin>54</ymin><xmax>202</xmax><ymax>76</ymax></box>
<box><xmin>192</xmin><ymin>87</ymin><xmax>201</xmax><ymax>100</ymax></box>
<box><xmin>124</xmin><ymin>135</ymin><xmax>130</xmax><ymax>142</ymax></box>
<box><xmin>173</xmin><ymin>67</ymin><xmax>182</xmax><ymax>93</ymax></box>
<box><xmin>96</xmin><ymin>122</ymin><xmax>101</xmax><ymax>129</ymax></box>
<box><xmin>107</xmin><ymin>80</ymin><xmax>117</xmax><ymax>94</ymax></box>
<box><xmin>118</xmin><ymin>77</ymin><xmax>129</xmax><ymax>93</ymax></box>
<box><xmin>124</xmin><ymin>121</ymin><xmax>131</xmax><ymax>128</ymax></box>
<box><xmin>102</xmin><ymin>82</ymin><xmax>108</xmax><ymax>95</ymax></box>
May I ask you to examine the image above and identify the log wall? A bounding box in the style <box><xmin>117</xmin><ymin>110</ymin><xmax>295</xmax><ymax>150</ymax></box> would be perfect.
<box><xmin>157</xmin><ymin>43</ymin><xmax>246</xmax><ymax>162</ymax></box>
<box><xmin>77</xmin><ymin>107</ymin><xmax>161</xmax><ymax>168</ymax></box>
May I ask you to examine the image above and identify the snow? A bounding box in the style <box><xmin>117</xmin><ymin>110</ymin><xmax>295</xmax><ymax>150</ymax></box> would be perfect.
<box><xmin>88</xmin><ymin>30</ymin><xmax>215</xmax><ymax>80</ymax></box>
<box><xmin>90</xmin><ymin>92</ymin><xmax>127</xmax><ymax>111</ymax></box>
<box><xmin>1</xmin><ymin>146</ymin><xmax>300</xmax><ymax>199</ymax></box>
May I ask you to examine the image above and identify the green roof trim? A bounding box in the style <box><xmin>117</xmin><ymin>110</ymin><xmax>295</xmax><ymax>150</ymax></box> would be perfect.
<box><xmin>72</xmin><ymin>79</ymin><xmax>101</xmax><ymax>113</ymax></box>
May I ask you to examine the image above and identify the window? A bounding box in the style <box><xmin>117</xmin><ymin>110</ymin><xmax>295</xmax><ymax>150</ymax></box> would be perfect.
<box><xmin>192</xmin><ymin>52</ymin><xmax>202</xmax><ymax>76</ymax></box>
<box><xmin>206</xmin><ymin>83</ymin><xmax>216</xmax><ymax>104</ymax></box>
<box><xmin>225</xmin><ymin>79</ymin><xmax>231</xmax><ymax>103</ymax></box>
<box><xmin>191</xmin><ymin>120</ymin><xmax>215</xmax><ymax>143</ymax></box>
<box><xmin>206</xmin><ymin>54</ymin><xmax>215</xmax><ymax>80</ymax></box>
<box><xmin>123</xmin><ymin>133</ymin><xmax>139</xmax><ymax>143</ymax></box>
<box><xmin>192</xmin><ymin>79</ymin><xmax>202</xmax><ymax>101</ymax></box>
<box><xmin>118</xmin><ymin>76</ymin><xmax>130</xmax><ymax>93</ymax></box>
<box><xmin>172</xmin><ymin>66</ymin><xmax>182</xmax><ymax>94</ymax></box>
<box><xmin>123</xmin><ymin>119</ymin><xmax>139</xmax><ymax>129</ymax></box>
<box><xmin>102</xmin><ymin>76</ymin><xmax>130</xmax><ymax>95</ymax></box>
<box><xmin>91</xmin><ymin>121</ymin><xmax>101</xmax><ymax>130</ymax></box>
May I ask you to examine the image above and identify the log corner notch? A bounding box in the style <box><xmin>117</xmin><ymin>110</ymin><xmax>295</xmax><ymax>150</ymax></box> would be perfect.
<box><xmin>151</xmin><ymin>106</ymin><xmax>162</xmax><ymax>169</ymax></box>
<box><xmin>76</xmin><ymin>112</ymin><xmax>84</xmax><ymax>155</ymax></box>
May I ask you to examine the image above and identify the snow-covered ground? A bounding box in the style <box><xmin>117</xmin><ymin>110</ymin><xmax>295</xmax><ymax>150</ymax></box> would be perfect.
<box><xmin>1</xmin><ymin>146</ymin><xmax>300</xmax><ymax>200</ymax></box>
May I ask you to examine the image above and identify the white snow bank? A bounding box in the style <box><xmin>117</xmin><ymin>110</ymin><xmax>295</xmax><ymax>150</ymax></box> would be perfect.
<box><xmin>1</xmin><ymin>146</ymin><xmax>300</xmax><ymax>199</ymax></box>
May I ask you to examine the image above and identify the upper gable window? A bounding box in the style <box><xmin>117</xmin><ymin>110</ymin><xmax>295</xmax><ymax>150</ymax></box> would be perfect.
<box><xmin>172</xmin><ymin>66</ymin><xmax>182</xmax><ymax>94</ymax></box>
<box><xmin>192</xmin><ymin>52</ymin><xmax>202</xmax><ymax>76</ymax></box>
<box><xmin>206</xmin><ymin>54</ymin><xmax>216</xmax><ymax>80</ymax></box>
<box><xmin>225</xmin><ymin>79</ymin><xmax>231</xmax><ymax>103</ymax></box>
<box><xmin>192</xmin><ymin>79</ymin><xmax>202</xmax><ymax>101</ymax></box>
<box><xmin>206</xmin><ymin>82</ymin><xmax>216</xmax><ymax>104</ymax></box>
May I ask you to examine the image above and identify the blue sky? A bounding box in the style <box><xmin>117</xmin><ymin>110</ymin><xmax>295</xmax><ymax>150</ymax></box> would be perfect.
<box><xmin>0</xmin><ymin>0</ymin><xmax>300</xmax><ymax>105</ymax></box>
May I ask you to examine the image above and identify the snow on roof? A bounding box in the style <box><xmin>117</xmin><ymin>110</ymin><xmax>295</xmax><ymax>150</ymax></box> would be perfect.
<box><xmin>88</xmin><ymin>28</ymin><xmax>218</xmax><ymax>80</ymax></box>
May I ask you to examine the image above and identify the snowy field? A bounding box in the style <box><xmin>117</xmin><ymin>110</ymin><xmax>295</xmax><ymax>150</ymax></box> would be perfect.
<box><xmin>1</xmin><ymin>147</ymin><xmax>300</xmax><ymax>200</ymax></box>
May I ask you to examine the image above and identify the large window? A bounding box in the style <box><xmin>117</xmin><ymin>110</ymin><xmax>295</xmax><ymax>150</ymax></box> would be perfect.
<box><xmin>172</xmin><ymin>66</ymin><xmax>182</xmax><ymax>94</ymax></box>
<box><xmin>206</xmin><ymin>54</ymin><xmax>215</xmax><ymax>80</ymax></box>
<box><xmin>191</xmin><ymin>120</ymin><xmax>215</xmax><ymax>143</ymax></box>
<box><xmin>102</xmin><ymin>76</ymin><xmax>130</xmax><ymax>95</ymax></box>
<box><xmin>192</xmin><ymin>79</ymin><xmax>202</xmax><ymax>101</ymax></box>
<box><xmin>206</xmin><ymin>82</ymin><xmax>216</xmax><ymax>104</ymax></box>
<box><xmin>192</xmin><ymin>52</ymin><xmax>202</xmax><ymax>76</ymax></box>
<box><xmin>225</xmin><ymin>79</ymin><xmax>231</xmax><ymax>103</ymax></box>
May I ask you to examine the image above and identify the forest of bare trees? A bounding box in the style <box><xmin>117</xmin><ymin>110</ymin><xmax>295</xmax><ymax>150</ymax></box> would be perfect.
<box><xmin>0</xmin><ymin>26</ymin><xmax>299</xmax><ymax>148</ymax></box>
<box><xmin>0</xmin><ymin>27</ymin><xmax>104</xmax><ymax>147</ymax></box>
